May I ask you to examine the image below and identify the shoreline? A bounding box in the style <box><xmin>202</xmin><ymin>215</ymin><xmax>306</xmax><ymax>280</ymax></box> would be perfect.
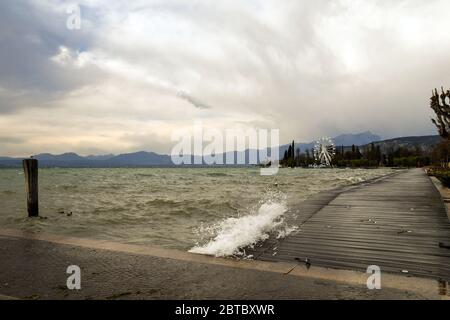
<box><xmin>0</xmin><ymin>167</ymin><xmax>397</xmax><ymax>252</ymax></box>
<box><xmin>1</xmin><ymin>168</ymin><xmax>449</xmax><ymax>299</ymax></box>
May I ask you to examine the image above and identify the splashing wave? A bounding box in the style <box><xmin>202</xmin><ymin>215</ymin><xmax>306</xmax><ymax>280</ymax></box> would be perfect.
<box><xmin>189</xmin><ymin>201</ymin><xmax>294</xmax><ymax>257</ymax></box>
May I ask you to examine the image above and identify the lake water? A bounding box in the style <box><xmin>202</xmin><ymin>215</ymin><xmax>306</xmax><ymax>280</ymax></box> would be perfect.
<box><xmin>0</xmin><ymin>167</ymin><xmax>395</xmax><ymax>257</ymax></box>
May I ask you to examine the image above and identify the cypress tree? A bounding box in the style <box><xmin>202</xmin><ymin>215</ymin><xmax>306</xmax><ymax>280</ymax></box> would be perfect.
<box><xmin>291</xmin><ymin>141</ymin><xmax>295</xmax><ymax>167</ymax></box>
<box><xmin>291</xmin><ymin>141</ymin><xmax>295</xmax><ymax>160</ymax></box>
<box><xmin>355</xmin><ymin>146</ymin><xmax>361</xmax><ymax>159</ymax></box>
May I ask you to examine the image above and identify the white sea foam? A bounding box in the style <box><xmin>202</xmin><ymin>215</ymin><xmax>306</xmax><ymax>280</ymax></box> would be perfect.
<box><xmin>276</xmin><ymin>225</ymin><xmax>298</xmax><ymax>239</ymax></box>
<box><xmin>345</xmin><ymin>176</ymin><xmax>364</xmax><ymax>183</ymax></box>
<box><xmin>189</xmin><ymin>201</ymin><xmax>290</xmax><ymax>257</ymax></box>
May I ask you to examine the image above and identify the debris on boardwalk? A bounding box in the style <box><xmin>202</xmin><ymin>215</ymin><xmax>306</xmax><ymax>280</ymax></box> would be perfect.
<box><xmin>247</xmin><ymin>169</ymin><xmax>450</xmax><ymax>281</ymax></box>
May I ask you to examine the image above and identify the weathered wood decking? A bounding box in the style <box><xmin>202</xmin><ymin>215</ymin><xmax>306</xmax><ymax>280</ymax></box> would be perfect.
<box><xmin>250</xmin><ymin>169</ymin><xmax>450</xmax><ymax>281</ymax></box>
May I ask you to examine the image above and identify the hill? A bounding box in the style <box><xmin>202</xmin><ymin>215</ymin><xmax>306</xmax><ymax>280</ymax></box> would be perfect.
<box><xmin>0</xmin><ymin>133</ymin><xmax>443</xmax><ymax>168</ymax></box>
<box><xmin>364</xmin><ymin>135</ymin><xmax>443</xmax><ymax>153</ymax></box>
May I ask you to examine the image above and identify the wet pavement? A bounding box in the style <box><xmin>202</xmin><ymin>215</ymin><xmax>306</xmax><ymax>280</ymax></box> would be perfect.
<box><xmin>0</xmin><ymin>231</ymin><xmax>446</xmax><ymax>300</ymax></box>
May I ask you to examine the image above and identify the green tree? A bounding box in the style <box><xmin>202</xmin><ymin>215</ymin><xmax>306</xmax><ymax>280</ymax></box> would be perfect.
<box><xmin>305</xmin><ymin>149</ymin><xmax>311</xmax><ymax>166</ymax></box>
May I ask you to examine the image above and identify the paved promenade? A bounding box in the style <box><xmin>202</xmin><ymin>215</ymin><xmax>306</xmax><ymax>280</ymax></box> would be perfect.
<box><xmin>0</xmin><ymin>228</ymin><xmax>447</xmax><ymax>300</ymax></box>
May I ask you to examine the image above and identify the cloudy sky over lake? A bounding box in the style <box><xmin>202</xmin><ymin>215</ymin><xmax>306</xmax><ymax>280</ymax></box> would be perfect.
<box><xmin>1</xmin><ymin>0</ymin><xmax>450</xmax><ymax>156</ymax></box>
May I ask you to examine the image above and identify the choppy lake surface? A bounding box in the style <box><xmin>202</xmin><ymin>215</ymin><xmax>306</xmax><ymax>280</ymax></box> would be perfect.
<box><xmin>0</xmin><ymin>167</ymin><xmax>395</xmax><ymax>256</ymax></box>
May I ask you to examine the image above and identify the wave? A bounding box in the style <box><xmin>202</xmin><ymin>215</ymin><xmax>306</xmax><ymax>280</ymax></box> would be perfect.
<box><xmin>135</xmin><ymin>173</ymin><xmax>155</xmax><ymax>177</ymax></box>
<box><xmin>189</xmin><ymin>201</ymin><xmax>292</xmax><ymax>257</ymax></box>
<box><xmin>205</xmin><ymin>172</ymin><xmax>230</xmax><ymax>177</ymax></box>
<box><xmin>342</xmin><ymin>176</ymin><xmax>364</xmax><ymax>184</ymax></box>
<box><xmin>146</xmin><ymin>198</ymin><xmax>181</xmax><ymax>206</ymax></box>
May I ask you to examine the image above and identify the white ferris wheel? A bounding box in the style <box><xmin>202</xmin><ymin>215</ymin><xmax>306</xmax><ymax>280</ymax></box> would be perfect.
<box><xmin>313</xmin><ymin>137</ymin><xmax>336</xmax><ymax>167</ymax></box>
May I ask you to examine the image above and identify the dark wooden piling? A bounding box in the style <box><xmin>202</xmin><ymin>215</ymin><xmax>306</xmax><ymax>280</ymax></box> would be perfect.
<box><xmin>23</xmin><ymin>158</ymin><xmax>39</xmax><ymax>217</ymax></box>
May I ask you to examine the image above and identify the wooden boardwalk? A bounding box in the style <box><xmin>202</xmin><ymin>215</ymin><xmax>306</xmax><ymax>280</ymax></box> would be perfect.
<box><xmin>249</xmin><ymin>169</ymin><xmax>450</xmax><ymax>281</ymax></box>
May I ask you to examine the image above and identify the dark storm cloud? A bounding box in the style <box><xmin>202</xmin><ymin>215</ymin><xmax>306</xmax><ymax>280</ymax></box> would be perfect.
<box><xmin>0</xmin><ymin>1</ymin><xmax>98</xmax><ymax>113</ymax></box>
<box><xmin>1</xmin><ymin>0</ymin><xmax>450</xmax><ymax>156</ymax></box>
<box><xmin>177</xmin><ymin>91</ymin><xmax>211</xmax><ymax>109</ymax></box>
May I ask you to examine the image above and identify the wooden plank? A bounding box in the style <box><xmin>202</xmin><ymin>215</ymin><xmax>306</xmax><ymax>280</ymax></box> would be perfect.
<box><xmin>248</xmin><ymin>168</ymin><xmax>450</xmax><ymax>281</ymax></box>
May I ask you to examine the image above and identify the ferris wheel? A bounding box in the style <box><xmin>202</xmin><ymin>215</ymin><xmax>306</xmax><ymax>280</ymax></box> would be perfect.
<box><xmin>313</xmin><ymin>137</ymin><xmax>336</xmax><ymax>167</ymax></box>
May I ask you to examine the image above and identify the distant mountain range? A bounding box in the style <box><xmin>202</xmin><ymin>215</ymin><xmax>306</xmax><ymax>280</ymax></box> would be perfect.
<box><xmin>369</xmin><ymin>135</ymin><xmax>443</xmax><ymax>153</ymax></box>
<box><xmin>0</xmin><ymin>132</ymin><xmax>443</xmax><ymax>168</ymax></box>
<box><xmin>0</xmin><ymin>151</ymin><xmax>173</xmax><ymax>168</ymax></box>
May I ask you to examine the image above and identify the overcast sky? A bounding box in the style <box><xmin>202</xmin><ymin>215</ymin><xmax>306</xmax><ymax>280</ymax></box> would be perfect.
<box><xmin>1</xmin><ymin>0</ymin><xmax>450</xmax><ymax>156</ymax></box>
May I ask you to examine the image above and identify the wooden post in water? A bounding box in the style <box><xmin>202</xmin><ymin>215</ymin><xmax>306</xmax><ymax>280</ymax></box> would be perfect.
<box><xmin>23</xmin><ymin>158</ymin><xmax>39</xmax><ymax>217</ymax></box>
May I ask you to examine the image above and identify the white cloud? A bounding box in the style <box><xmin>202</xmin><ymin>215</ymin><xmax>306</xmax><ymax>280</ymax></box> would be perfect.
<box><xmin>0</xmin><ymin>0</ymin><xmax>449</xmax><ymax>156</ymax></box>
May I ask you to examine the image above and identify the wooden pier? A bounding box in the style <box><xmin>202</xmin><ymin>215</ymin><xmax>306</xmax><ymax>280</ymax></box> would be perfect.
<box><xmin>249</xmin><ymin>169</ymin><xmax>450</xmax><ymax>281</ymax></box>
